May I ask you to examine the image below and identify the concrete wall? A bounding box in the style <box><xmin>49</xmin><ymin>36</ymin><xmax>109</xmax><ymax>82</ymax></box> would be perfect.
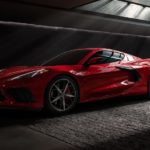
<box><xmin>0</xmin><ymin>1</ymin><xmax>150</xmax><ymax>36</ymax></box>
<box><xmin>0</xmin><ymin>21</ymin><xmax>150</xmax><ymax>68</ymax></box>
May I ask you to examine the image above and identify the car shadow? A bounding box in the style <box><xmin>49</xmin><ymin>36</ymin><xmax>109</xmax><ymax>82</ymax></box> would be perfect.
<box><xmin>0</xmin><ymin>95</ymin><xmax>149</xmax><ymax>127</ymax></box>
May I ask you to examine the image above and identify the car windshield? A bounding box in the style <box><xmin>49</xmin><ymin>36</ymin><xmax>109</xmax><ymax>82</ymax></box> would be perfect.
<box><xmin>43</xmin><ymin>50</ymin><xmax>91</xmax><ymax>66</ymax></box>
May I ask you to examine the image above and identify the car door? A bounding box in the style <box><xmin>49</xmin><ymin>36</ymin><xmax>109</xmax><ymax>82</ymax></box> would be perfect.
<box><xmin>81</xmin><ymin>50</ymin><xmax>134</xmax><ymax>101</ymax></box>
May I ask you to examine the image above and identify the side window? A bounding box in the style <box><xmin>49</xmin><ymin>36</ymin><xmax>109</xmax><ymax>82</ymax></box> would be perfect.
<box><xmin>100</xmin><ymin>50</ymin><xmax>112</xmax><ymax>57</ymax></box>
<box><xmin>109</xmin><ymin>52</ymin><xmax>125</xmax><ymax>63</ymax></box>
<box><xmin>90</xmin><ymin>50</ymin><xmax>124</xmax><ymax>64</ymax></box>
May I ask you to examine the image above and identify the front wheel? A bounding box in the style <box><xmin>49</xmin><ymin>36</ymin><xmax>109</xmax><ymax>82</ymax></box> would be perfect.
<box><xmin>45</xmin><ymin>76</ymin><xmax>79</xmax><ymax>114</ymax></box>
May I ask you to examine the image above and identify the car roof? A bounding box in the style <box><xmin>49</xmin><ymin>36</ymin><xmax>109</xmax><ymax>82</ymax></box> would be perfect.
<box><xmin>77</xmin><ymin>48</ymin><xmax>138</xmax><ymax>55</ymax></box>
<box><xmin>76</xmin><ymin>48</ymin><xmax>142</xmax><ymax>60</ymax></box>
<box><xmin>76</xmin><ymin>48</ymin><xmax>123</xmax><ymax>53</ymax></box>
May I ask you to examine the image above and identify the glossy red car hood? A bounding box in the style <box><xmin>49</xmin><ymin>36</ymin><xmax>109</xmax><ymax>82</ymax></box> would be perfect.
<box><xmin>0</xmin><ymin>66</ymin><xmax>45</xmax><ymax>80</ymax></box>
<box><xmin>0</xmin><ymin>65</ymin><xmax>77</xmax><ymax>80</ymax></box>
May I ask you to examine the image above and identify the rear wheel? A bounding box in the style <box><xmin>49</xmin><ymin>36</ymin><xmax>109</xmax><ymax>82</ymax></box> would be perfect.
<box><xmin>45</xmin><ymin>76</ymin><xmax>79</xmax><ymax>114</ymax></box>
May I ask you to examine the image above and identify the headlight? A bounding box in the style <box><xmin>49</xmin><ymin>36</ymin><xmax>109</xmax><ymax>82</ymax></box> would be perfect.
<box><xmin>9</xmin><ymin>69</ymin><xmax>48</xmax><ymax>81</ymax></box>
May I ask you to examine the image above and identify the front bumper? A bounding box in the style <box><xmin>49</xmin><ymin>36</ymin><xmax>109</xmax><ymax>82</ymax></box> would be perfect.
<box><xmin>7</xmin><ymin>88</ymin><xmax>35</xmax><ymax>102</ymax></box>
<box><xmin>0</xmin><ymin>77</ymin><xmax>48</xmax><ymax>109</ymax></box>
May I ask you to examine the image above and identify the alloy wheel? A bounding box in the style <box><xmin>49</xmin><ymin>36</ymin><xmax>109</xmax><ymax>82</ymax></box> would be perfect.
<box><xmin>49</xmin><ymin>78</ymin><xmax>77</xmax><ymax>112</ymax></box>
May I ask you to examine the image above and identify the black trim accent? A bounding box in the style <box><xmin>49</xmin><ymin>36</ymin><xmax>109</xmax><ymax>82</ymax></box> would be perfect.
<box><xmin>8</xmin><ymin>88</ymin><xmax>34</xmax><ymax>102</ymax></box>
<box><xmin>130</xmin><ymin>70</ymin><xmax>141</xmax><ymax>82</ymax></box>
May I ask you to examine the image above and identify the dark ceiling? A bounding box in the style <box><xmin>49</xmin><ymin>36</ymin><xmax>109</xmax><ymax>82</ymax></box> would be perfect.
<box><xmin>12</xmin><ymin>0</ymin><xmax>95</xmax><ymax>9</ymax></box>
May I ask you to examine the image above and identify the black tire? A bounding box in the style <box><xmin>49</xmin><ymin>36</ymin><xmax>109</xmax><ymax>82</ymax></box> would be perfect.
<box><xmin>44</xmin><ymin>75</ymin><xmax>79</xmax><ymax>114</ymax></box>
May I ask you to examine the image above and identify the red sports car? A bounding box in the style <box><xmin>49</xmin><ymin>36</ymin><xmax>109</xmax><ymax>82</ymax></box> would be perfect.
<box><xmin>0</xmin><ymin>48</ymin><xmax>150</xmax><ymax>113</ymax></box>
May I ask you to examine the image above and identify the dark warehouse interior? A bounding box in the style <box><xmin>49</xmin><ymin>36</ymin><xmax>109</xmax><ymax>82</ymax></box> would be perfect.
<box><xmin>1</xmin><ymin>0</ymin><xmax>150</xmax><ymax>150</ymax></box>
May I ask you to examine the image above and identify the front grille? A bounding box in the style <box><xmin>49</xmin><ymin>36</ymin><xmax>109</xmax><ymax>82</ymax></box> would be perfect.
<box><xmin>0</xmin><ymin>91</ymin><xmax>5</xmax><ymax>101</ymax></box>
<box><xmin>8</xmin><ymin>88</ymin><xmax>34</xmax><ymax>102</ymax></box>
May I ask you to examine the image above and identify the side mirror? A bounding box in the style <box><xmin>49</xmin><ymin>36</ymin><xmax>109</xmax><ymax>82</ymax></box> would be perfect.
<box><xmin>84</xmin><ymin>57</ymin><xmax>102</xmax><ymax>66</ymax></box>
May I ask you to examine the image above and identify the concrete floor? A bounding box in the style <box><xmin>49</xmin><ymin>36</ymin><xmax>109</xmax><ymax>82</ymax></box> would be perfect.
<box><xmin>0</xmin><ymin>126</ymin><xmax>79</xmax><ymax>150</ymax></box>
<box><xmin>0</xmin><ymin>111</ymin><xmax>80</xmax><ymax>150</ymax></box>
<box><xmin>1</xmin><ymin>96</ymin><xmax>150</xmax><ymax>150</ymax></box>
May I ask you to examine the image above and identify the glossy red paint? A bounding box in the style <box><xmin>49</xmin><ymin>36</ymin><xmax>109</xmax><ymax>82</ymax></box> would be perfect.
<box><xmin>0</xmin><ymin>48</ymin><xmax>149</xmax><ymax>110</ymax></box>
